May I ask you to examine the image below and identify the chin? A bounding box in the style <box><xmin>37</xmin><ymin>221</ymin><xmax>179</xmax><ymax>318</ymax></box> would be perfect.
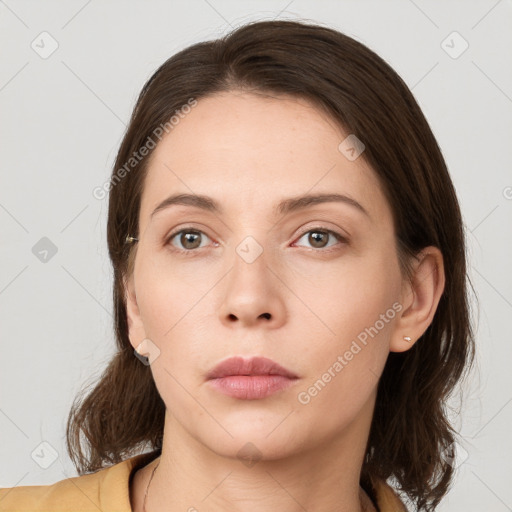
<box><xmin>192</xmin><ymin>416</ymin><xmax>310</xmax><ymax>462</ymax></box>
<box><xmin>208</xmin><ymin>435</ymin><xmax>299</xmax><ymax>464</ymax></box>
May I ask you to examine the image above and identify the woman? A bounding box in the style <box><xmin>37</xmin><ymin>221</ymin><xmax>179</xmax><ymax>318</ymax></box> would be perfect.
<box><xmin>0</xmin><ymin>19</ymin><xmax>475</xmax><ymax>512</ymax></box>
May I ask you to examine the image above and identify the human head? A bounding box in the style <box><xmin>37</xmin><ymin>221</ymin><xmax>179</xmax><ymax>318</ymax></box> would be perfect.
<box><xmin>67</xmin><ymin>19</ymin><xmax>475</xmax><ymax>511</ymax></box>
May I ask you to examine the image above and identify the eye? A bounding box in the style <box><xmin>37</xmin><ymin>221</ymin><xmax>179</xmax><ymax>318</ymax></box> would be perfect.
<box><xmin>166</xmin><ymin>228</ymin><xmax>214</xmax><ymax>253</ymax></box>
<box><xmin>165</xmin><ymin>226</ymin><xmax>347</xmax><ymax>255</ymax></box>
<box><xmin>293</xmin><ymin>227</ymin><xmax>347</xmax><ymax>250</ymax></box>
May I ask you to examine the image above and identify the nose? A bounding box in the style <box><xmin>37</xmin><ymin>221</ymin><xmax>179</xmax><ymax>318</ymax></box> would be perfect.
<box><xmin>218</xmin><ymin>251</ymin><xmax>286</xmax><ymax>330</ymax></box>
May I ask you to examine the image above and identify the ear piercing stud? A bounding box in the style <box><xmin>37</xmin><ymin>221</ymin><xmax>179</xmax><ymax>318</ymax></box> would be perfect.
<box><xmin>403</xmin><ymin>336</ymin><xmax>412</xmax><ymax>343</ymax></box>
<box><xmin>125</xmin><ymin>235</ymin><xmax>139</xmax><ymax>244</ymax></box>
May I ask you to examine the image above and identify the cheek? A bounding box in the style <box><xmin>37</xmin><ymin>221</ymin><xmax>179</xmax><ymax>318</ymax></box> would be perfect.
<box><xmin>292</xmin><ymin>250</ymin><xmax>401</xmax><ymax>389</ymax></box>
<box><xmin>136</xmin><ymin>249</ymin><xmax>217</xmax><ymax>339</ymax></box>
<box><xmin>135</xmin><ymin>263</ymin><xmax>211</xmax><ymax>413</ymax></box>
<box><xmin>293</xmin><ymin>287</ymin><xmax>397</xmax><ymax>432</ymax></box>
<box><xmin>296</xmin><ymin>248</ymin><xmax>400</xmax><ymax>336</ymax></box>
<box><xmin>134</xmin><ymin>249</ymin><xmax>228</xmax><ymax>367</ymax></box>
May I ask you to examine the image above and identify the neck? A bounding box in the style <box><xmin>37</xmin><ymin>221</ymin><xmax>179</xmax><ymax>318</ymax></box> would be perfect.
<box><xmin>132</xmin><ymin>395</ymin><xmax>376</xmax><ymax>512</ymax></box>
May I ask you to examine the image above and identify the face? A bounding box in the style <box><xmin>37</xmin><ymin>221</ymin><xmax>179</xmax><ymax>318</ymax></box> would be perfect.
<box><xmin>125</xmin><ymin>91</ymin><xmax>408</xmax><ymax>460</ymax></box>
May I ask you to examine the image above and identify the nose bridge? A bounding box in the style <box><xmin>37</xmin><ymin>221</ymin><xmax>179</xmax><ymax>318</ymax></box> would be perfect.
<box><xmin>230</xmin><ymin>232</ymin><xmax>272</xmax><ymax>303</ymax></box>
<box><xmin>218</xmin><ymin>231</ymin><xmax>286</xmax><ymax>328</ymax></box>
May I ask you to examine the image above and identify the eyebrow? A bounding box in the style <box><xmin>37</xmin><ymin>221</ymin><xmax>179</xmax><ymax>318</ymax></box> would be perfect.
<box><xmin>150</xmin><ymin>192</ymin><xmax>370</xmax><ymax>219</ymax></box>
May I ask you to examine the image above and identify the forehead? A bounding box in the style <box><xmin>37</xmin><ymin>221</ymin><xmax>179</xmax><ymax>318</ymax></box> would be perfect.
<box><xmin>139</xmin><ymin>91</ymin><xmax>391</xmax><ymax>227</ymax></box>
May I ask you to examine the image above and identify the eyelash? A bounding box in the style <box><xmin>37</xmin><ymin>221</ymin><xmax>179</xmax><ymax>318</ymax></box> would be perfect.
<box><xmin>165</xmin><ymin>226</ymin><xmax>347</xmax><ymax>256</ymax></box>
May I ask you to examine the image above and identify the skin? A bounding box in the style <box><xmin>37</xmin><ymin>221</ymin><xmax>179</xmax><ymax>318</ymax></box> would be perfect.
<box><xmin>125</xmin><ymin>91</ymin><xmax>445</xmax><ymax>512</ymax></box>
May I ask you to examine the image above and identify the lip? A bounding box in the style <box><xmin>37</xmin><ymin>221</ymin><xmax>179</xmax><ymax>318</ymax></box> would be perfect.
<box><xmin>206</xmin><ymin>356</ymin><xmax>299</xmax><ymax>400</ymax></box>
<box><xmin>207</xmin><ymin>356</ymin><xmax>298</xmax><ymax>379</ymax></box>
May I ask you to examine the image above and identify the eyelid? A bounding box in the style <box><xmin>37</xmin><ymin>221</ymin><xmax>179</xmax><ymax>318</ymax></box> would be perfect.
<box><xmin>296</xmin><ymin>222</ymin><xmax>348</xmax><ymax>238</ymax></box>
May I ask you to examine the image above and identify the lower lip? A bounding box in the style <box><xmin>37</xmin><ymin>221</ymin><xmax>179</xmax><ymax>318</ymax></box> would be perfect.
<box><xmin>207</xmin><ymin>375</ymin><xmax>297</xmax><ymax>400</ymax></box>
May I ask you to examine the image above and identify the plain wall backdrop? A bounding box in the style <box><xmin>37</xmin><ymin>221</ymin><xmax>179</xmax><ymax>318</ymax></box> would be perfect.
<box><xmin>1</xmin><ymin>1</ymin><xmax>511</xmax><ymax>510</ymax></box>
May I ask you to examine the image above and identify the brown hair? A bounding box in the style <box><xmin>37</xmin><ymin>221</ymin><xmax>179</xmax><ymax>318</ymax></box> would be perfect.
<box><xmin>66</xmin><ymin>19</ymin><xmax>476</xmax><ymax>511</ymax></box>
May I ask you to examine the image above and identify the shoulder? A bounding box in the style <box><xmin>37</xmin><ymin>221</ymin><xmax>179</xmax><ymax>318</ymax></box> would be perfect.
<box><xmin>0</xmin><ymin>451</ymin><xmax>159</xmax><ymax>512</ymax></box>
<box><xmin>372</xmin><ymin>477</ymin><xmax>408</xmax><ymax>512</ymax></box>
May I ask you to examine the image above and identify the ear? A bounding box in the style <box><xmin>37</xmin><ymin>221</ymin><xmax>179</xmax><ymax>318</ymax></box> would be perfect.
<box><xmin>123</xmin><ymin>272</ymin><xmax>147</xmax><ymax>351</ymax></box>
<box><xmin>390</xmin><ymin>246</ymin><xmax>445</xmax><ymax>353</ymax></box>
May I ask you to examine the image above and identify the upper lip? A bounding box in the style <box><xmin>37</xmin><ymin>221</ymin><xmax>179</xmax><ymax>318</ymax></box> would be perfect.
<box><xmin>206</xmin><ymin>356</ymin><xmax>298</xmax><ymax>380</ymax></box>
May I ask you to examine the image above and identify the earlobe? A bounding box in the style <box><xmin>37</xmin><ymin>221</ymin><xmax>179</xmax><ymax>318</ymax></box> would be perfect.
<box><xmin>390</xmin><ymin>247</ymin><xmax>445</xmax><ymax>353</ymax></box>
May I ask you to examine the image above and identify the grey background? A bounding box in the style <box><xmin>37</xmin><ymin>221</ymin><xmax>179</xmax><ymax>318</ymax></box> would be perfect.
<box><xmin>1</xmin><ymin>1</ymin><xmax>511</xmax><ymax>510</ymax></box>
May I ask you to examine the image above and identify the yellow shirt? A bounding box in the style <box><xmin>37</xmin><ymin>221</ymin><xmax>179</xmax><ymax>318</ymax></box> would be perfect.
<box><xmin>0</xmin><ymin>450</ymin><xmax>407</xmax><ymax>511</ymax></box>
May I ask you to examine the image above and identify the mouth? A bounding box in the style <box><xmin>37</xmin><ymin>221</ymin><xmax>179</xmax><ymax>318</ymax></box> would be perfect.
<box><xmin>206</xmin><ymin>356</ymin><xmax>299</xmax><ymax>400</ymax></box>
